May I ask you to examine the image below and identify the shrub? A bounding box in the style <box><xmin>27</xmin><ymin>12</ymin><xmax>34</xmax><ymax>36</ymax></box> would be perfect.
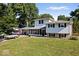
<box><xmin>69</xmin><ymin>37</ymin><xmax>78</xmax><ymax>40</ymax></box>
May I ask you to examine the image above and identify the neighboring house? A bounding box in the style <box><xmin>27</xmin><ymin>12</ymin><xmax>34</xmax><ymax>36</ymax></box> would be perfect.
<box><xmin>13</xmin><ymin>18</ymin><xmax>73</xmax><ymax>38</ymax></box>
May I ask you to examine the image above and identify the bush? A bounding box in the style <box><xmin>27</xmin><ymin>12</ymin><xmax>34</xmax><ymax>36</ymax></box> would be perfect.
<box><xmin>69</xmin><ymin>37</ymin><xmax>78</xmax><ymax>40</ymax></box>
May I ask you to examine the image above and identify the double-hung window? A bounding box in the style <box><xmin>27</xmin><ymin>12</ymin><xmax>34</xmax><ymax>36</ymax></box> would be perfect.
<box><xmin>39</xmin><ymin>20</ymin><xmax>43</xmax><ymax>24</ymax></box>
<box><xmin>48</xmin><ymin>24</ymin><xmax>55</xmax><ymax>28</ymax></box>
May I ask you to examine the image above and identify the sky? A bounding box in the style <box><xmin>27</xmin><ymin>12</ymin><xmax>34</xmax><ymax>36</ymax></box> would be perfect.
<box><xmin>36</xmin><ymin>3</ymin><xmax>79</xmax><ymax>20</ymax></box>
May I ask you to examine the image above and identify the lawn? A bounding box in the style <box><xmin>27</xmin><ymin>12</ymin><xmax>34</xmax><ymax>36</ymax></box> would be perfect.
<box><xmin>0</xmin><ymin>36</ymin><xmax>79</xmax><ymax>56</ymax></box>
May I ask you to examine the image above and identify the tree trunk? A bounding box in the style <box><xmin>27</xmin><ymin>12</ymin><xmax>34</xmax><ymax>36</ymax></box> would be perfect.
<box><xmin>27</xmin><ymin>21</ymin><xmax>29</xmax><ymax>27</ymax></box>
<box><xmin>27</xmin><ymin>20</ymin><xmax>31</xmax><ymax>27</ymax></box>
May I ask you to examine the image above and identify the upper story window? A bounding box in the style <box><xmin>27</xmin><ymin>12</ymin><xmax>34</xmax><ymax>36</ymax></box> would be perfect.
<box><xmin>59</xmin><ymin>23</ymin><xmax>66</xmax><ymax>27</ymax></box>
<box><xmin>39</xmin><ymin>20</ymin><xmax>44</xmax><ymax>24</ymax></box>
<box><xmin>48</xmin><ymin>24</ymin><xmax>55</xmax><ymax>28</ymax></box>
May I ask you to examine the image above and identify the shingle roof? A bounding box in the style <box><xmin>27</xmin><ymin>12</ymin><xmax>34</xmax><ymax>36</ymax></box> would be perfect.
<box><xmin>46</xmin><ymin>20</ymin><xmax>73</xmax><ymax>24</ymax></box>
<box><xmin>35</xmin><ymin>18</ymin><xmax>54</xmax><ymax>21</ymax></box>
<box><xmin>22</xmin><ymin>25</ymin><xmax>46</xmax><ymax>30</ymax></box>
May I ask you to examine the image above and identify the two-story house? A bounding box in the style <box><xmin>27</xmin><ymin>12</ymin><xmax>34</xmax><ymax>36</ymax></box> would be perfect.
<box><xmin>13</xmin><ymin>18</ymin><xmax>73</xmax><ymax>37</ymax></box>
<box><xmin>21</xmin><ymin>18</ymin><xmax>53</xmax><ymax>36</ymax></box>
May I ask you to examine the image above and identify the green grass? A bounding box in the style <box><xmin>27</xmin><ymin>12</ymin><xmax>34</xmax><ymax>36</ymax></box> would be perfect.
<box><xmin>0</xmin><ymin>36</ymin><xmax>79</xmax><ymax>56</ymax></box>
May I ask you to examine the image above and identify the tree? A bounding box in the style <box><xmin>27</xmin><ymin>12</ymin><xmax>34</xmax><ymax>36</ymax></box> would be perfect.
<box><xmin>70</xmin><ymin>8</ymin><xmax>79</xmax><ymax>20</ymax></box>
<box><xmin>70</xmin><ymin>8</ymin><xmax>79</xmax><ymax>33</ymax></box>
<box><xmin>0</xmin><ymin>3</ymin><xmax>38</xmax><ymax>34</ymax></box>
<box><xmin>70</xmin><ymin>11</ymin><xmax>75</xmax><ymax>17</ymax></box>
<box><xmin>0</xmin><ymin>4</ymin><xmax>7</xmax><ymax>17</ymax></box>
<box><xmin>58</xmin><ymin>15</ymin><xmax>67</xmax><ymax>21</ymax></box>
<box><xmin>73</xmin><ymin>18</ymin><xmax>79</xmax><ymax>33</ymax></box>
<box><xmin>0</xmin><ymin>3</ymin><xmax>14</xmax><ymax>34</ymax></box>
<box><xmin>14</xmin><ymin>3</ymin><xmax>38</xmax><ymax>27</ymax></box>
<box><xmin>7</xmin><ymin>4</ymin><xmax>17</xmax><ymax>27</ymax></box>
<box><xmin>74</xmin><ymin>9</ymin><xmax>79</xmax><ymax>19</ymax></box>
<box><xmin>24</xmin><ymin>3</ymin><xmax>38</xmax><ymax>27</ymax></box>
<box><xmin>39</xmin><ymin>14</ymin><xmax>54</xmax><ymax>19</ymax></box>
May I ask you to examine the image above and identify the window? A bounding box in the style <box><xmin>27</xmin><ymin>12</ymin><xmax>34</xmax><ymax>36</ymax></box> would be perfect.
<box><xmin>52</xmin><ymin>34</ymin><xmax>55</xmax><ymax>37</ymax></box>
<box><xmin>58</xmin><ymin>23</ymin><xmax>66</xmax><ymax>27</ymax></box>
<box><xmin>48</xmin><ymin>24</ymin><xmax>55</xmax><ymax>28</ymax></box>
<box><xmin>52</xmin><ymin>24</ymin><xmax>55</xmax><ymax>28</ymax></box>
<box><xmin>50</xmin><ymin>24</ymin><xmax>52</xmax><ymax>27</ymax></box>
<box><xmin>64</xmin><ymin>23</ymin><xmax>66</xmax><ymax>27</ymax></box>
<box><xmin>59</xmin><ymin>34</ymin><xmax>66</xmax><ymax>37</ymax></box>
<box><xmin>39</xmin><ymin>20</ymin><xmax>43</xmax><ymax>24</ymax></box>
<box><xmin>49</xmin><ymin>33</ymin><xmax>55</xmax><ymax>37</ymax></box>
<box><xmin>59</xmin><ymin>24</ymin><xmax>60</xmax><ymax>27</ymax></box>
<box><xmin>48</xmin><ymin>24</ymin><xmax>50</xmax><ymax>28</ymax></box>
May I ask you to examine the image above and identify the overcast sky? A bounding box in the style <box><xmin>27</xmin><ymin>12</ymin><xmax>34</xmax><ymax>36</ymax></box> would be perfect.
<box><xmin>36</xmin><ymin>3</ymin><xmax>79</xmax><ymax>20</ymax></box>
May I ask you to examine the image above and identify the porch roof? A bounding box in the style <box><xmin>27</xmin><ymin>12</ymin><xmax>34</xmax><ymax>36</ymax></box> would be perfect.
<box><xmin>22</xmin><ymin>25</ymin><xmax>46</xmax><ymax>30</ymax></box>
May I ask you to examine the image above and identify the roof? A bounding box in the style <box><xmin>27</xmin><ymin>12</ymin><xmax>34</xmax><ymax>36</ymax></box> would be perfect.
<box><xmin>46</xmin><ymin>20</ymin><xmax>73</xmax><ymax>24</ymax></box>
<box><xmin>35</xmin><ymin>18</ymin><xmax>54</xmax><ymax>21</ymax></box>
<box><xmin>22</xmin><ymin>25</ymin><xmax>46</xmax><ymax>30</ymax></box>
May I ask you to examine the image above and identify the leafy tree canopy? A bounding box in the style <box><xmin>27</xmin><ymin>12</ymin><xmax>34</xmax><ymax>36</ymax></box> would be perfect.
<box><xmin>39</xmin><ymin>14</ymin><xmax>54</xmax><ymax>19</ymax></box>
<box><xmin>57</xmin><ymin>15</ymin><xmax>67</xmax><ymax>21</ymax></box>
<box><xmin>13</xmin><ymin>3</ymin><xmax>39</xmax><ymax>27</ymax></box>
<box><xmin>0</xmin><ymin>3</ymin><xmax>39</xmax><ymax>34</ymax></box>
<box><xmin>70</xmin><ymin>8</ymin><xmax>79</xmax><ymax>20</ymax></box>
<box><xmin>70</xmin><ymin>8</ymin><xmax>79</xmax><ymax>33</ymax></box>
